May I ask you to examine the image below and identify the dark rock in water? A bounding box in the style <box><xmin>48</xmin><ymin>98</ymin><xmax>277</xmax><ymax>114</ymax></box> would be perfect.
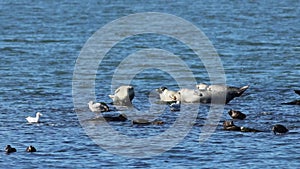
<box><xmin>294</xmin><ymin>90</ymin><xmax>300</xmax><ymax>95</ymax></box>
<box><xmin>132</xmin><ymin>119</ymin><xmax>164</xmax><ymax>125</ymax></box>
<box><xmin>223</xmin><ymin>121</ymin><xmax>241</xmax><ymax>131</ymax></box>
<box><xmin>228</xmin><ymin>109</ymin><xmax>246</xmax><ymax>120</ymax></box>
<box><xmin>272</xmin><ymin>124</ymin><xmax>288</xmax><ymax>134</ymax></box>
<box><xmin>282</xmin><ymin>100</ymin><xmax>300</xmax><ymax>105</ymax></box>
<box><xmin>26</xmin><ymin>145</ymin><xmax>36</xmax><ymax>152</ymax></box>
<box><xmin>103</xmin><ymin>114</ymin><xmax>127</xmax><ymax>122</ymax></box>
<box><xmin>5</xmin><ymin>145</ymin><xmax>16</xmax><ymax>153</ymax></box>
<box><xmin>223</xmin><ymin>121</ymin><xmax>261</xmax><ymax>132</ymax></box>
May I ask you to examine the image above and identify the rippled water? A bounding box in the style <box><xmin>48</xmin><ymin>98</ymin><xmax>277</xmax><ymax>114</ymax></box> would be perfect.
<box><xmin>0</xmin><ymin>1</ymin><xmax>299</xmax><ymax>168</ymax></box>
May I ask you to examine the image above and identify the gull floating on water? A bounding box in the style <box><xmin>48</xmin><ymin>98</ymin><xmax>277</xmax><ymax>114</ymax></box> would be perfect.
<box><xmin>169</xmin><ymin>101</ymin><xmax>181</xmax><ymax>111</ymax></box>
<box><xmin>88</xmin><ymin>101</ymin><xmax>109</xmax><ymax>113</ymax></box>
<box><xmin>26</xmin><ymin>112</ymin><xmax>42</xmax><ymax>123</ymax></box>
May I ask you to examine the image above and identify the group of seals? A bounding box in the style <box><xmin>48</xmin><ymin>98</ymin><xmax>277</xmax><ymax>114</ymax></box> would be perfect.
<box><xmin>88</xmin><ymin>85</ymin><xmax>291</xmax><ymax>132</ymax></box>
<box><xmin>157</xmin><ymin>83</ymin><xmax>249</xmax><ymax>104</ymax></box>
<box><xmin>5</xmin><ymin>145</ymin><xmax>36</xmax><ymax>154</ymax></box>
<box><xmin>108</xmin><ymin>85</ymin><xmax>135</xmax><ymax>106</ymax></box>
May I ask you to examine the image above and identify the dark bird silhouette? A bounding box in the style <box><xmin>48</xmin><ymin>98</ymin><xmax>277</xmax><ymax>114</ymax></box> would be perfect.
<box><xmin>272</xmin><ymin>124</ymin><xmax>288</xmax><ymax>134</ymax></box>
<box><xmin>5</xmin><ymin>145</ymin><xmax>16</xmax><ymax>153</ymax></box>
<box><xmin>26</xmin><ymin>145</ymin><xmax>37</xmax><ymax>152</ymax></box>
<box><xmin>228</xmin><ymin>109</ymin><xmax>246</xmax><ymax>120</ymax></box>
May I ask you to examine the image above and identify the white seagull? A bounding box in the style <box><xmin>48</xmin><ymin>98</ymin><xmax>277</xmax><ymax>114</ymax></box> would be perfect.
<box><xmin>88</xmin><ymin>101</ymin><xmax>109</xmax><ymax>113</ymax></box>
<box><xmin>26</xmin><ymin>112</ymin><xmax>43</xmax><ymax>123</ymax></box>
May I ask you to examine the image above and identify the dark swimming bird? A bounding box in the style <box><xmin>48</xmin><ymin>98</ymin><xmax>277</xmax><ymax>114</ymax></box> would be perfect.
<box><xmin>282</xmin><ymin>100</ymin><xmax>300</xmax><ymax>105</ymax></box>
<box><xmin>282</xmin><ymin>90</ymin><xmax>300</xmax><ymax>105</ymax></box>
<box><xmin>272</xmin><ymin>124</ymin><xmax>288</xmax><ymax>134</ymax></box>
<box><xmin>5</xmin><ymin>145</ymin><xmax>16</xmax><ymax>153</ymax></box>
<box><xmin>26</xmin><ymin>145</ymin><xmax>36</xmax><ymax>152</ymax></box>
<box><xmin>228</xmin><ymin>109</ymin><xmax>246</xmax><ymax>120</ymax></box>
<box><xmin>223</xmin><ymin>121</ymin><xmax>241</xmax><ymax>131</ymax></box>
<box><xmin>294</xmin><ymin>90</ymin><xmax>300</xmax><ymax>95</ymax></box>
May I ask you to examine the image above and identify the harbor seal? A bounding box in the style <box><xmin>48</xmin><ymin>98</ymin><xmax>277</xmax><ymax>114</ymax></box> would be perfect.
<box><xmin>109</xmin><ymin>85</ymin><xmax>135</xmax><ymax>106</ymax></box>
<box><xmin>196</xmin><ymin>83</ymin><xmax>249</xmax><ymax>104</ymax></box>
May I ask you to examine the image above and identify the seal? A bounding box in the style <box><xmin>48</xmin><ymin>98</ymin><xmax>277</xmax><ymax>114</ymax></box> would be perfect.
<box><xmin>109</xmin><ymin>85</ymin><xmax>135</xmax><ymax>106</ymax></box>
<box><xmin>5</xmin><ymin>145</ymin><xmax>16</xmax><ymax>153</ymax></box>
<box><xmin>196</xmin><ymin>83</ymin><xmax>249</xmax><ymax>104</ymax></box>
<box><xmin>228</xmin><ymin>109</ymin><xmax>246</xmax><ymax>120</ymax></box>
<box><xmin>272</xmin><ymin>124</ymin><xmax>288</xmax><ymax>134</ymax></box>
<box><xmin>26</xmin><ymin>145</ymin><xmax>36</xmax><ymax>152</ymax></box>
<box><xmin>156</xmin><ymin>86</ymin><xmax>177</xmax><ymax>102</ymax></box>
<box><xmin>171</xmin><ymin>88</ymin><xmax>202</xmax><ymax>103</ymax></box>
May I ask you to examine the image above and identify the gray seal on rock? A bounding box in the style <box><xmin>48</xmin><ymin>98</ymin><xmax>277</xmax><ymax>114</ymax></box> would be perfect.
<box><xmin>196</xmin><ymin>83</ymin><xmax>249</xmax><ymax>104</ymax></box>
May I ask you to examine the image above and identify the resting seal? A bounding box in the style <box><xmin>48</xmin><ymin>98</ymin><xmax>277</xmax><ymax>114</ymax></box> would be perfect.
<box><xmin>171</xmin><ymin>88</ymin><xmax>202</xmax><ymax>103</ymax></box>
<box><xmin>109</xmin><ymin>85</ymin><xmax>135</xmax><ymax>106</ymax></box>
<box><xmin>196</xmin><ymin>83</ymin><xmax>249</xmax><ymax>104</ymax></box>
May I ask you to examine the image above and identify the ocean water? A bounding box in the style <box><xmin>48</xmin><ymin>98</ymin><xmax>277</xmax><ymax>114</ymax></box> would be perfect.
<box><xmin>0</xmin><ymin>0</ymin><xmax>299</xmax><ymax>168</ymax></box>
